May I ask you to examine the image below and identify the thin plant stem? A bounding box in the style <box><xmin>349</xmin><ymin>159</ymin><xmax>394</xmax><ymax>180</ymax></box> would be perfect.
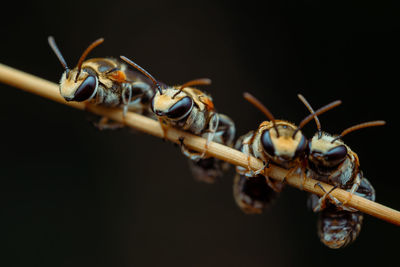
<box><xmin>0</xmin><ymin>63</ymin><xmax>399</xmax><ymax>226</ymax></box>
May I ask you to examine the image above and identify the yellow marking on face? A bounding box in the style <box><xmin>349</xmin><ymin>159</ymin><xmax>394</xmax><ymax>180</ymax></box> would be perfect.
<box><xmin>153</xmin><ymin>93</ymin><xmax>184</xmax><ymax>112</ymax></box>
<box><xmin>59</xmin><ymin>70</ymin><xmax>88</xmax><ymax>99</ymax></box>
<box><xmin>310</xmin><ymin>133</ymin><xmax>342</xmax><ymax>153</ymax></box>
<box><xmin>268</xmin><ymin>122</ymin><xmax>301</xmax><ymax>157</ymax></box>
<box><xmin>275</xmin><ymin>137</ymin><xmax>297</xmax><ymax>153</ymax></box>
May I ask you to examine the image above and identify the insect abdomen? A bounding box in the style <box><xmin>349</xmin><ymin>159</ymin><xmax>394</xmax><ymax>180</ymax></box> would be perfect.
<box><xmin>316</xmin><ymin>177</ymin><xmax>375</xmax><ymax>249</ymax></box>
<box><xmin>318</xmin><ymin>209</ymin><xmax>363</xmax><ymax>249</ymax></box>
<box><xmin>233</xmin><ymin>174</ymin><xmax>278</xmax><ymax>214</ymax></box>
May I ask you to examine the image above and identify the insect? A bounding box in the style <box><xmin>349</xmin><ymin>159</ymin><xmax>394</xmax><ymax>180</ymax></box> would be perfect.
<box><xmin>233</xmin><ymin>92</ymin><xmax>341</xmax><ymax>214</ymax></box>
<box><xmin>298</xmin><ymin>94</ymin><xmax>384</xmax><ymax>248</ymax></box>
<box><xmin>48</xmin><ymin>36</ymin><xmax>156</xmax><ymax>127</ymax></box>
<box><xmin>120</xmin><ymin>55</ymin><xmax>236</xmax><ymax>183</ymax></box>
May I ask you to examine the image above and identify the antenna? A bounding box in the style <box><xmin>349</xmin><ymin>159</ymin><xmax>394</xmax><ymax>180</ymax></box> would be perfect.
<box><xmin>172</xmin><ymin>78</ymin><xmax>212</xmax><ymax>99</ymax></box>
<box><xmin>294</xmin><ymin>100</ymin><xmax>342</xmax><ymax>138</ymax></box>
<box><xmin>48</xmin><ymin>36</ymin><xmax>70</xmax><ymax>78</ymax></box>
<box><xmin>243</xmin><ymin>92</ymin><xmax>280</xmax><ymax>137</ymax></box>
<box><xmin>331</xmin><ymin>120</ymin><xmax>386</xmax><ymax>143</ymax></box>
<box><xmin>120</xmin><ymin>56</ymin><xmax>163</xmax><ymax>94</ymax></box>
<box><xmin>75</xmin><ymin>38</ymin><xmax>104</xmax><ymax>82</ymax></box>
<box><xmin>297</xmin><ymin>94</ymin><xmax>322</xmax><ymax>138</ymax></box>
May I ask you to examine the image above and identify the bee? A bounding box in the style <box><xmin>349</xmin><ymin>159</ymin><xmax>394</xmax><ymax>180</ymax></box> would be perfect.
<box><xmin>298</xmin><ymin>95</ymin><xmax>384</xmax><ymax>248</ymax></box>
<box><xmin>120</xmin><ymin>56</ymin><xmax>236</xmax><ymax>183</ymax></box>
<box><xmin>48</xmin><ymin>36</ymin><xmax>155</xmax><ymax>127</ymax></box>
<box><xmin>233</xmin><ymin>93</ymin><xmax>341</xmax><ymax>214</ymax></box>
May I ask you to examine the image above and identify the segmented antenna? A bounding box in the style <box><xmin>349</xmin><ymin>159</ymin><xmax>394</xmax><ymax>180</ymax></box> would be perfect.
<box><xmin>297</xmin><ymin>94</ymin><xmax>322</xmax><ymax>138</ymax></box>
<box><xmin>331</xmin><ymin>120</ymin><xmax>386</xmax><ymax>143</ymax></box>
<box><xmin>48</xmin><ymin>36</ymin><xmax>70</xmax><ymax>78</ymax></box>
<box><xmin>172</xmin><ymin>78</ymin><xmax>212</xmax><ymax>99</ymax></box>
<box><xmin>75</xmin><ymin>38</ymin><xmax>104</xmax><ymax>82</ymax></box>
<box><xmin>120</xmin><ymin>56</ymin><xmax>163</xmax><ymax>95</ymax></box>
<box><xmin>243</xmin><ymin>92</ymin><xmax>280</xmax><ymax>137</ymax></box>
<box><xmin>294</xmin><ymin>100</ymin><xmax>342</xmax><ymax>138</ymax></box>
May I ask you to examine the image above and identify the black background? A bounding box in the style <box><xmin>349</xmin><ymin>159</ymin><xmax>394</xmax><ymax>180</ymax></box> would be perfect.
<box><xmin>1</xmin><ymin>1</ymin><xmax>399</xmax><ymax>266</ymax></box>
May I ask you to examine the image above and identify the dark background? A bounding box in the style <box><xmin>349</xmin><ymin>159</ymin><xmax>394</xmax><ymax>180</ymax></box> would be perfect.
<box><xmin>0</xmin><ymin>1</ymin><xmax>399</xmax><ymax>266</ymax></box>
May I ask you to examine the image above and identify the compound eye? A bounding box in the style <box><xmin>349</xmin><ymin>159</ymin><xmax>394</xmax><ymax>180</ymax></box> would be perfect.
<box><xmin>325</xmin><ymin>145</ymin><xmax>348</xmax><ymax>165</ymax></box>
<box><xmin>261</xmin><ymin>130</ymin><xmax>275</xmax><ymax>157</ymax></box>
<box><xmin>74</xmin><ymin>75</ymin><xmax>98</xmax><ymax>101</ymax></box>
<box><xmin>294</xmin><ymin>134</ymin><xmax>308</xmax><ymax>157</ymax></box>
<box><xmin>166</xmin><ymin>96</ymin><xmax>193</xmax><ymax>119</ymax></box>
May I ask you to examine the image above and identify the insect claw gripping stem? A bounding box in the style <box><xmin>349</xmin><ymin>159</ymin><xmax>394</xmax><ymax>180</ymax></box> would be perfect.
<box><xmin>266</xmin><ymin>176</ymin><xmax>283</xmax><ymax>193</ymax></box>
<box><xmin>313</xmin><ymin>182</ymin><xmax>340</xmax><ymax>212</ymax></box>
<box><xmin>283</xmin><ymin>166</ymin><xmax>301</xmax><ymax>187</ymax></box>
<box><xmin>299</xmin><ymin>160</ymin><xmax>308</xmax><ymax>190</ymax></box>
<box><xmin>200</xmin><ymin>114</ymin><xmax>219</xmax><ymax>158</ymax></box>
<box><xmin>200</xmin><ymin>135</ymin><xmax>212</xmax><ymax>158</ymax></box>
<box><xmin>158</xmin><ymin>118</ymin><xmax>169</xmax><ymax>141</ymax></box>
<box><xmin>178</xmin><ymin>137</ymin><xmax>185</xmax><ymax>147</ymax></box>
<box><xmin>259</xmin><ymin>160</ymin><xmax>282</xmax><ymax>193</ymax></box>
<box><xmin>264</xmin><ymin>161</ymin><xmax>279</xmax><ymax>185</ymax></box>
<box><xmin>253</xmin><ymin>161</ymin><xmax>268</xmax><ymax>176</ymax></box>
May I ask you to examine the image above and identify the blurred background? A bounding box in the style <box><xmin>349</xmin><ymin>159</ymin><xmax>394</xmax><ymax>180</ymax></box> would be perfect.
<box><xmin>0</xmin><ymin>1</ymin><xmax>399</xmax><ymax>266</ymax></box>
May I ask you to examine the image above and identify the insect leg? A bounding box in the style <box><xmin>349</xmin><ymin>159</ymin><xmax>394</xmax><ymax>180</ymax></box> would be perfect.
<box><xmin>341</xmin><ymin>173</ymin><xmax>362</xmax><ymax>208</ymax></box>
<box><xmin>355</xmin><ymin>177</ymin><xmax>375</xmax><ymax>201</ymax></box>
<box><xmin>121</xmin><ymin>84</ymin><xmax>132</xmax><ymax>117</ymax></box>
<box><xmin>253</xmin><ymin>161</ymin><xmax>267</xmax><ymax>175</ymax></box>
<box><xmin>179</xmin><ymin>137</ymin><xmax>224</xmax><ymax>183</ymax></box>
<box><xmin>237</xmin><ymin>133</ymin><xmax>257</xmax><ymax>177</ymax></box>
<box><xmin>263</xmin><ymin>161</ymin><xmax>285</xmax><ymax>193</ymax></box>
<box><xmin>200</xmin><ymin>113</ymin><xmax>219</xmax><ymax>158</ymax></box>
<box><xmin>217</xmin><ymin>114</ymin><xmax>236</xmax><ymax>146</ymax></box>
<box><xmin>282</xmin><ymin>164</ymin><xmax>306</xmax><ymax>187</ymax></box>
<box><xmin>178</xmin><ymin>137</ymin><xmax>205</xmax><ymax>161</ymax></box>
<box><xmin>313</xmin><ymin>183</ymin><xmax>340</xmax><ymax>212</ymax></box>
<box><xmin>299</xmin><ymin>159</ymin><xmax>308</xmax><ymax>190</ymax></box>
<box><xmin>282</xmin><ymin>167</ymin><xmax>296</xmax><ymax>184</ymax></box>
<box><xmin>158</xmin><ymin>118</ymin><xmax>169</xmax><ymax>140</ymax></box>
<box><xmin>84</xmin><ymin>99</ymin><xmax>124</xmax><ymax>130</ymax></box>
<box><xmin>234</xmin><ymin>132</ymin><xmax>259</xmax><ymax>177</ymax></box>
<box><xmin>235</xmin><ymin>145</ymin><xmax>255</xmax><ymax>177</ymax></box>
<box><xmin>265</xmin><ymin>177</ymin><xmax>284</xmax><ymax>193</ymax></box>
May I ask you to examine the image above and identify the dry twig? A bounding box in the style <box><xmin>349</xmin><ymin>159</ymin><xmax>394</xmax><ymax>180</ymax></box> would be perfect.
<box><xmin>0</xmin><ymin>62</ymin><xmax>399</xmax><ymax>226</ymax></box>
